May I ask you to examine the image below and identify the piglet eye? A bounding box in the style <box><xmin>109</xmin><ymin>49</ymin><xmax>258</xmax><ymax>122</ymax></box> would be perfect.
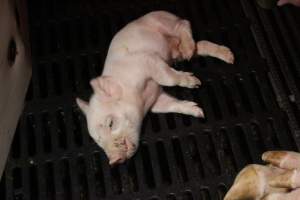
<box><xmin>109</xmin><ymin>120</ymin><xmax>113</xmax><ymax>128</ymax></box>
<box><xmin>105</xmin><ymin>115</ymin><xmax>116</xmax><ymax>131</ymax></box>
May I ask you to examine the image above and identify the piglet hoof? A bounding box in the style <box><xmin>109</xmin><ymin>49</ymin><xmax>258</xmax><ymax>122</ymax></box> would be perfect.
<box><xmin>190</xmin><ymin>106</ymin><xmax>204</xmax><ymax>118</ymax></box>
<box><xmin>179</xmin><ymin>38</ymin><xmax>195</xmax><ymax>60</ymax></box>
<box><xmin>216</xmin><ymin>46</ymin><xmax>234</xmax><ymax>64</ymax></box>
<box><xmin>177</xmin><ymin>72</ymin><xmax>201</xmax><ymax>88</ymax></box>
<box><xmin>179</xmin><ymin>101</ymin><xmax>205</xmax><ymax>118</ymax></box>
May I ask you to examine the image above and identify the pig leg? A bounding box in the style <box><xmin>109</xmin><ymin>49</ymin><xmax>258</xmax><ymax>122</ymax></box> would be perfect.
<box><xmin>166</xmin><ymin>19</ymin><xmax>196</xmax><ymax>60</ymax></box>
<box><xmin>262</xmin><ymin>151</ymin><xmax>300</xmax><ymax>170</ymax></box>
<box><xmin>224</xmin><ymin>164</ymin><xmax>288</xmax><ymax>200</ymax></box>
<box><xmin>269</xmin><ymin>169</ymin><xmax>300</xmax><ymax>189</ymax></box>
<box><xmin>144</xmin><ymin>11</ymin><xmax>195</xmax><ymax>60</ymax></box>
<box><xmin>170</xmin><ymin>21</ymin><xmax>235</xmax><ymax>63</ymax></box>
<box><xmin>151</xmin><ymin>92</ymin><xmax>204</xmax><ymax>118</ymax></box>
<box><xmin>166</xmin><ymin>25</ymin><xmax>235</xmax><ymax>63</ymax></box>
<box><xmin>196</xmin><ymin>40</ymin><xmax>234</xmax><ymax>64</ymax></box>
<box><xmin>148</xmin><ymin>53</ymin><xmax>201</xmax><ymax>88</ymax></box>
<box><xmin>175</xmin><ymin>19</ymin><xmax>196</xmax><ymax>60</ymax></box>
<box><xmin>145</xmin><ymin>12</ymin><xmax>234</xmax><ymax>62</ymax></box>
<box><xmin>263</xmin><ymin>188</ymin><xmax>300</xmax><ymax>200</ymax></box>
<box><xmin>263</xmin><ymin>151</ymin><xmax>300</xmax><ymax>189</ymax></box>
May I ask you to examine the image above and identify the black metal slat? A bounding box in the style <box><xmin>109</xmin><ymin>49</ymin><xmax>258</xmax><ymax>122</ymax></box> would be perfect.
<box><xmin>198</xmin><ymin>84</ymin><xmax>216</xmax><ymax>122</ymax></box>
<box><xmin>273</xmin><ymin>9</ymin><xmax>300</xmax><ymax>91</ymax></box>
<box><xmin>194</xmin><ymin>133</ymin><xmax>214</xmax><ymax>178</ymax></box>
<box><xmin>91</xmin><ymin>151</ymin><xmax>106</xmax><ymax>198</ymax></box>
<box><xmin>254</xmin><ymin>5</ymin><xmax>300</xmax><ymax>125</ymax></box>
<box><xmin>162</xmin><ymin>139</ymin><xmax>180</xmax><ymax>186</ymax></box>
<box><xmin>211</xmin><ymin>131</ymin><xmax>230</xmax><ymax>176</ymax></box>
<box><xmin>179</xmin><ymin>135</ymin><xmax>198</xmax><ymax>183</ymax></box>
<box><xmin>213</xmin><ymin>0</ymin><xmax>232</xmax><ymax>26</ymax></box>
<box><xmin>227</xmin><ymin>0</ymin><xmax>246</xmax><ymax>21</ymax></box>
<box><xmin>132</xmin><ymin>149</ymin><xmax>147</xmax><ymax>193</ymax></box>
<box><xmin>238</xmin><ymin>75</ymin><xmax>261</xmax><ymax>114</ymax></box>
<box><xmin>227</xmin><ymin>125</ymin><xmax>252</xmax><ymax>170</ymax></box>
<box><xmin>63</xmin><ymin>108</ymin><xmax>77</xmax><ymax>151</ymax></box>
<box><xmin>53</xmin><ymin>160</ymin><xmax>64</xmax><ymax>200</ymax></box>
<box><xmin>147</xmin><ymin>142</ymin><xmax>163</xmax><ymax>188</ymax></box>
<box><xmin>226</xmin><ymin>77</ymin><xmax>247</xmax><ymax>116</ymax></box>
<box><xmin>82</xmin><ymin>156</ymin><xmax>94</xmax><ymax>199</ymax></box>
<box><xmin>200</xmin><ymin>0</ymin><xmax>219</xmax><ymax>29</ymax></box>
<box><xmin>51</xmin><ymin>110</ymin><xmax>65</xmax><ymax>154</ymax></box>
<box><xmin>243</xmin><ymin>123</ymin><xmax>265</xmax><ymax>163</ymax></box>
<box><xmin>101</xmin><ymin>157</ymin><xmax>114</xmax><ymax>197</ymax></box>
<box><xmin>68</xmin><ymin>157</ymin><xmax>80</xmax><ymax>200</ymax></box>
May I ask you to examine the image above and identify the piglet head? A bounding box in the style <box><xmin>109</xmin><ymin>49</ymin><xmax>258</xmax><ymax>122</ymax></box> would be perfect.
<box><xmin>76</xmin><ymin>76</ymin><xmax>141</xmax><ymax>165</ymax></box>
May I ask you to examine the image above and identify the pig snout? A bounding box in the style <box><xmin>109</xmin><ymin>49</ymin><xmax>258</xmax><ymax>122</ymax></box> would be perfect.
<box><xmin>106</xmin><ymin>137</ymin><xmax>137</xmax><ymax>166</ymax></box>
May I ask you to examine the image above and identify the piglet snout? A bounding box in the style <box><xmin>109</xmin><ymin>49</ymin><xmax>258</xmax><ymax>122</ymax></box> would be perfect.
<box><xmin>109</xmin><ymin>155</ymin><xmax>125</xmax><ymax>166</ymax></box>
<box><xmin>125</xmin><ymin>138</ymin><xmax>137</xmax><ymax>158</ymax></box>
<box><xmin>108</xmin><ymin>137</ymin><xmax>137</xmax><ymax>166</ymax></box>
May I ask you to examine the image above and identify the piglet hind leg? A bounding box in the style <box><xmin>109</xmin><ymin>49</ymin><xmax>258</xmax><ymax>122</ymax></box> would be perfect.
<box><xmin>151</xmin><ymin>92</ymin><xmax>204</xmax><ymax>118</ymax></box>
<box><xmin>175</xmin><ymin>19</ymin><xmax>196</xmax><ymax>60</ymax></box>
<box><xmin>171</xmin><ymin>21</ymin><xmax>235</xmax><ymax>63</ymax></box>
<box><xmin>145</xmin><ymin>11</ymin><xmax>196</xmax><ymax>60</ymax></box>
<box><xmin>172</xmin><ymin>19</ymin><xmax>234</xmax><ymax>63</ymax></box>
<box><xmin>196</xmin><ymin>40</ymin><xmax>234</xmax><ymax>64</ymax></box>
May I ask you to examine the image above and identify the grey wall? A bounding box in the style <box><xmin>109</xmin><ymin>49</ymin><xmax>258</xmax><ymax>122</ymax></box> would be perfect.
<box><xmin>0</xmin><ymin>0</ymin><xmax>31</xmax><ymax>180</ymax></box>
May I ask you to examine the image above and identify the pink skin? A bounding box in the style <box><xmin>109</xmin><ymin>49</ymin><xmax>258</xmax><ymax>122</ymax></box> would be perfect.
<box><xmin>278</xmin><ymin>0</ymin><xmax>300</xmax><ymax>6</ymax></box>
<box><xmin>225</xmin><ymin>151</ymin><xmax>300</xmax><ymax>200</ymax></box>
<box><xmin>76</xmin><ymin>11</ymin><xmax>234</xmax><ymax>166</ymax></box>
<box><xmin>263</xmin><ymin>151</ymin><xmax>300</xmax><ymax>200</ymax></box>
<box><xmin>263</xmin><ymin>151</ymin><xmax>300</xmax><ymax>189</ymax></box>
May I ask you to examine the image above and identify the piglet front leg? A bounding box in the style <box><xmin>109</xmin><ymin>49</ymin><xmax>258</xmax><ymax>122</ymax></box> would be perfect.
<box><xmin>151</xmin><ymin>92</ymin><xmax>204</xmax><ymax>118</ymax></box>
<box><xmin>147</xmin><ymin>53</ymin><xmax>201</xmax><ymax>88</ymax></box>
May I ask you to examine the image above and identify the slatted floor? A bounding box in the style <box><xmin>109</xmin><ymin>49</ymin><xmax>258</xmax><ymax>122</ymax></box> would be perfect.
<box><xmin>1</xmin><ymin>0</ymin><xmax>300</xmax><ymax>200</ymax></box>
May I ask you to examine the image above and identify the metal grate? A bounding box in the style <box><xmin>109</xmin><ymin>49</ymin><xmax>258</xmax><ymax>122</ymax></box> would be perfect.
<box><xmin>1</xmin><ymin>0</ymin><xmax>300</xmax><ymax>199</ymax></box>
<box><xmin>252</xmin><ymin>4</ymin><xmax>300</xmax><ymax>125</ymax></box>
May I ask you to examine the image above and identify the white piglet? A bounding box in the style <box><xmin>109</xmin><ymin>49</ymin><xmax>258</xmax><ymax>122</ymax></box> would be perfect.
<box><xmin>76</xmin><ymin>11</ymin><xmax>234</xmax><ymax>165</ymax></box>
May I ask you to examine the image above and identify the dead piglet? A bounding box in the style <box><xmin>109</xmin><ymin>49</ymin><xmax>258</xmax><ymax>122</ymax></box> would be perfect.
<box><xmin>76</xmin><ymin>11</ymin><xmax>234</xmax><ymax>165</ymax></box>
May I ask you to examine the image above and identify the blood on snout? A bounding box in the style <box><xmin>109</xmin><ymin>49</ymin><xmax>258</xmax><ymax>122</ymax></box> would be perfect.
<box><xmin>113</xmin><ymin>138</ymin><xmax>126</xmax><ymax>149</ymax></box>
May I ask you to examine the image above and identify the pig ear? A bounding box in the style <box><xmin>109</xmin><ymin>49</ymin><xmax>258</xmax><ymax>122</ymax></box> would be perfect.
<box><xmin>90</xmin><ymin>76</ymin><xmax>122</xmax><ymax>100</ymax></box>
<box><xmin>76</xmin><ymin>98</ymin><xmax>89</xmax><ymax>115</ymax></box>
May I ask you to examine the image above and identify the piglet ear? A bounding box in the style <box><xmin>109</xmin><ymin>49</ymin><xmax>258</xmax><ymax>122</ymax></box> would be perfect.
<box><xmin>90</xmin><ymin>76</ymin><xmax>122</xmax><ymax>100</ymax></box>
<box><xmin>76</xmin><ymin>98</ymin><xmax>89</xmax><ymax>115</ymax></box>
